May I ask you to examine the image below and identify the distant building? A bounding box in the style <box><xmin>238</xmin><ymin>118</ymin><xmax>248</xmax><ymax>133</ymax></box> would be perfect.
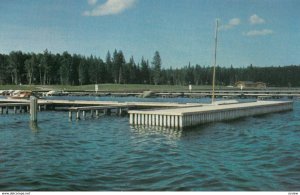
<box><xmin>235</xmin><ymin>81</ymin><xmax>266</xmax><ymax>89</ymax></box>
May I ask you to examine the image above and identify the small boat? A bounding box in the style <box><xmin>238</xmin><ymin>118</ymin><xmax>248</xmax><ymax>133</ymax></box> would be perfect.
<box><xmin>7</xmin><ymin>90</ymin><xmax>32</xmax><ymax>99</ymax></box>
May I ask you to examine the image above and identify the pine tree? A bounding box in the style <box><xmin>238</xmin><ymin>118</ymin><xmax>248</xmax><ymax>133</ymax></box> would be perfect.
<box><xmin>105</xmin><ymin>51</ymin><xmax>113</xmax><ymax>83</ymax></box>
<box><xmin>59</xmin><ymin>51</ymin><xmax>72</xmax><ymax>85</ymax></box>
<box><xmin>140</xmin><ymin>57</ymin><xmax>150</xmax><ymax>84</ymax></box>
<box><xmin>151</xmin><ymin>51</ymin><xmax>161</xmax><ymax>85</ymax></box>
<box><xmin>24</xmin><ymin>54</ymin><xmax>37</xmax><ymax>85</ymax></box>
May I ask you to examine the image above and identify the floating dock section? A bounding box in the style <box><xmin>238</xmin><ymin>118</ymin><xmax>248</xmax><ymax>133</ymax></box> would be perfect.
<box><xmin>68</xmin><ymin>105</ymin><xmax>135</xmax><ymax>120</ymax></box>
<box><xmin>128</xmin><ymin>101</ymin><xmax>293</xmax><ymax>129</ymax></box>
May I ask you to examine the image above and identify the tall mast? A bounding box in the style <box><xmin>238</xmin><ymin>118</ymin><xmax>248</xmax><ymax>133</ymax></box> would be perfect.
<box><xmin>211</xmin><ymin>19</ymin><xmax>219</xmax><ymax>104</ymax></box>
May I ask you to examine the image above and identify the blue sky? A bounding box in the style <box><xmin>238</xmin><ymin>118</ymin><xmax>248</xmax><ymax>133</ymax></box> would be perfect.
<box><xmin>0</xmin><ymin>0</ymin><xmax>299</xmax><ymax>68</ymax></box>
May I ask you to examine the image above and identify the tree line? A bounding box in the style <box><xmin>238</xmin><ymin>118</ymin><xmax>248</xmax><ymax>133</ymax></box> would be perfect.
<box><xmin>0</xmin><ymin>49</ymin><xmax>299</xmax><ymax>87</ymax></box>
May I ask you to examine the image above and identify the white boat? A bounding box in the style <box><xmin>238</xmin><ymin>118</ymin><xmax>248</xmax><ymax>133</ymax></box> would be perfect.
<box><xmin>7</xmin><ymin>90</ymin><xmax>32</xmax><ymax>99</ymax></box>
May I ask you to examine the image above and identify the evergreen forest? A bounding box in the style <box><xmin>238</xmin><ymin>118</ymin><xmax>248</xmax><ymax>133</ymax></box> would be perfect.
<box><xmin>0</xmin><ymin>49</ymin><xmax>299</xmax><ymax>87</ymax></box>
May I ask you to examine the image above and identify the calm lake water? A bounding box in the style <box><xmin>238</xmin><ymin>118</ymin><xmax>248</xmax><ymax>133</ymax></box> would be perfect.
<box><xmin>0</xmin><ymin>96</ymin><xmax>300</xmax><ymax>191</ymax></box>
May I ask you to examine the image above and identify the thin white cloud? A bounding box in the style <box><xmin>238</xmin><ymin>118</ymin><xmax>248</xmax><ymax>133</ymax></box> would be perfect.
<box><xmin>220</xmin><ymin>18</ymin><xmax>241</xmax><ymax>30</ymax></box>
<box><xmin>83</xmin><ymin>0</ymin><xmax>137</xmax><ymax>16</ymax></box>
<box><xmin>244</xmin><ymin>29</ymin><xmax>273</xmax><ymax>36</ymax></box>
<box><xmin>249</xmin><ymin>14</ymin><xmax>265</xmax><ymax>24</ymax></box>
<box><xmin>87</xmin><ymin>0</ymin><xmax>98</xmax><ymax>5</ymax></box>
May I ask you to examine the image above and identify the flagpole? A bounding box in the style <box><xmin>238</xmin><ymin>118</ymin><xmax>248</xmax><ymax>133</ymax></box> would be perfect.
<box><xmin>212</xmin><ymin>19</ymin><xmax>219</xmax><ymax>104</ymax></box>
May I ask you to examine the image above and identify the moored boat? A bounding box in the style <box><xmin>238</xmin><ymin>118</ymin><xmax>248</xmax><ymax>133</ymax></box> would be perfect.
<box><xmin>7</xmin><ymin>90</ymin><xmax>32</xmax><ymax>99</ymax></box>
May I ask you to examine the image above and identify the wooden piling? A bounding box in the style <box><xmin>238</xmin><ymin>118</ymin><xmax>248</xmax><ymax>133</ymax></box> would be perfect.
<box><xmin>82</xmin><ymin>110</ymin><xmax>86</xmax><ymax>119</ymax></box>
<box><xmin>91</xmin><ymin>110</ymin><xmax>94</xmax><ymax>118</ymax></box>
<box><xmin>76</xmin><ymin>111</ymin><xmax>80</xmax><ymax>120</ymax></box>
<box><xmin>106</xmin><ymin>109</ymin><xmax>111</xmax><ymax>116</ymax></box>
<box><xmin>117</xmin><ymin>108</ymin><xmax>122</xmax><ymax>116</ymax></box>
<box><xmin>129</xmin><ymin>113</ymin><xmax>134</xmax><ymax>124</ymax></box>
<box><xmin>30</xmin><ymin>96</ymin><xmax>38</xmax><ymax>122</ymax></box>
<box><xmin>69</xmin><ymin>111</ymin><xmax>72</xmax><ymax>120</ymax></box>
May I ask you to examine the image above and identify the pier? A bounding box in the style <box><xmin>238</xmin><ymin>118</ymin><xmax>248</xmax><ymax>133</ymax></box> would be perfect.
<box><xmin>68</xmin><ymin>105</ymin><xmax>135</xmax><ymax>120</ymax></box>
<box><xmin>0</xmin><ymin>98</ymin><xmax>204</xmax><ymax>117</ymax></box>
<box><xmin>0</xmin><ymin>98</ymin><xmax>294</xmax><ymax>129</ymax></box>
<box><xmin>0</xmin><ymin>103</ymin><xmax>29</xmax><ymax>114</ymax></box>
<box><xmin>128</xmin><ymin>101</ymin><xmax>293</xmax><ymax>129</ymax></box>
<box><xmin>28</xmin><ymin>89</ymin><xmax>300</xmax><ymax>99</ymax></box>
<box><xmin>0</xmin><ymin>102</ymin><xmax>50</xmax><ymax>114</ymax></box>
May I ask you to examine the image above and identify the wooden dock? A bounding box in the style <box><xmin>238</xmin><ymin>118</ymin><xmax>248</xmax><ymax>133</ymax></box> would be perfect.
<box><xmin>0</xmin><ymin>102</ymin><xmax>51</xmax><ymax>114</ymax></box>
<box><xmin>128</xmin><ymin>101</ymin><xmax>293</xmax><ymax>129</ymax></box>
<box><xmin>0</xmin><ymin>103</ymin><xmax>30</xmax><ymax>114</ymax></box>
<box><xmin>30</xmin><ymin>89</ymin><xmax>300</xmax><ymax>99</ymax></box>
<box><xmin>68</xmin><ymin>105</ymin><xmax>135</xmax><ymax>120</ymax></box>
<box><xmin>0</xmin><ymin>98</ymin><xmax>294</xmax><ymax>129</ymax></box>
<box><xmin>0</xmin><ymin>99</ymin><xmax>204</xmax><ymax>118</ymax></box>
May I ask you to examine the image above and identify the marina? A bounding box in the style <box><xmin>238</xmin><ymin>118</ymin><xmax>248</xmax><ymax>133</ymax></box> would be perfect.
<box><xmin>0</xmin><ymin>96</ymin><xmax>299</xmax><ymax>191</ymax></box>
<box><xmin>0</xmin><ymin>97</ymin><xmax>294</xmax><ymax>129</ymax></box>
<box><xmin>1</xmin><ymin>1</ymin><xmax>299</xmax><ymax>190</ymax></box>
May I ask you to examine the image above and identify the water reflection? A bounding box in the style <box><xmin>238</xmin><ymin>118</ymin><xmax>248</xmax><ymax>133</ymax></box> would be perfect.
<box><xmin>130</xmin><ymin>125</ymin><xmax>183</xmax><ymax>139</ymax></box>
<box><xmin>29</xmin><ymin>121</ymin><xmax>40</xmax><ymax>132</ymax></box>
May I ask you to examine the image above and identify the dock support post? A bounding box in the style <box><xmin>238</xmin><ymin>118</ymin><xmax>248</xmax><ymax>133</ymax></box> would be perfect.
<box><xmin>82</xmin><ymin>111</ymin><xmax>86</xmax><ymax>119</ymax></box>
<box><xmin>163</xmin><ymin>115</ymin><xmax>167</xmax><ymax>127</ymax></box>
<box><xmin>152</xmin><ymin>115</ymin><xmax>155</xmax><ymax>126</ymax></box>
<box><xmin>149</xmin><ymin>115</ymin><xmax>152</xmax><ymax>126</ymax></box>
<box><xmin>159</xmin><ymin>115</ymin><xmax>163</xmax><ymax>127</ymax></box>
<box><xmin>91</xmin><ymin>110</ymin><xmax>94</xmax><ymax>118</ymax></box>
<box><xmin>174</xmin><ymin>116</ymin><xmax>178</xmax><ymax>128</ymax></box>
<box><xmin>95</xmin><ymin>110</ymin><xmax>99</xmax><ymax>117</ymax></box>
<box><xmin>118</xmin><ymin>108</ymin><xmax>122</xmax><ymax>116</ymax></box>
<box><xmin>30</xmin><ymin>96</ymin><xmax>38</xmax><ymax>122</ymax></box>
<box><xmin>137</xmin><ymin>114</ymin><xmax>141</xmax><ymax>125</ymax></box>
<box><xmin>5</xmin><ymin>106</ymin><xmax>8</xmax><ymax>114</ymax></box>
<box><xmin>141</xmin><ymin>114</ymin><xmax>145</xmax><ymax>125</ymax></box>
<box><xmin>69</xmin><ymin>111</ymin><xmax>72</xmax><ymax>120</ymax></box>
<box><xmin>0</xmin><ymin>107</ymin><xmax>2</xmax><ymax>114</ymax></box>
<box><xmin>106</xmin><ymin>109</ymin><xmax>111</xmax><ymax>116</ymax></box>
<box><xmin>171</xmin><ymin>116</ymin><xmax>175</xmax><ymax>127</ymax></box>
<box><xmin>167</xmin><ymin>115</ymin><xmax>171</xmax><ymax>127</ymax></box>
<box><xmin>145</xmin><ymin>114</ymin><xmax>148</xmax><ymax>126</ymax></box>
<box><xmin>156</xmin><ymin>115</ymin><xmax>159</xmax><ymax>127</ymax></box>
<box><xmin>14</xmin><ymin>106</ymin><xmax>17</xmax><ymax>114</ymax></box>
<box><xmin>179</xmin><ymin>116</ymin><xmax>183</xmax><ymax>129</ymax></box>
<box><xmin>129</xmin><ymin>114</ymin><xmax>134</xmax><ymax>124</ymax></box>
<box><xmin>76</xmin><ymin>111</ymin><xmax>80</xmax><ymax>120</ymax></box>
<box><xmin>134</xmin><ymin>113</ymin><xmax>138</xmax><ymax>125</ymax></box>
